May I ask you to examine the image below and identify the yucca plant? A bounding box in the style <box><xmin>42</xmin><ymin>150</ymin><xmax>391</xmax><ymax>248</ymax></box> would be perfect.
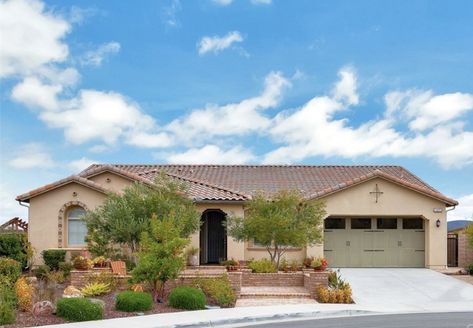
<box><xmin>81</xmin><ymin>282</ymin><xmax>111</xmax><ymax>297</ymax></box>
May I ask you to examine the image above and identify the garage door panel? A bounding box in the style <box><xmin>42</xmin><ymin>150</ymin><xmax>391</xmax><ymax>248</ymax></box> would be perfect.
<box><xmin>324</xmin><ymin>218</ymin><xmax>425</xmax><ymax>268</ymax></box>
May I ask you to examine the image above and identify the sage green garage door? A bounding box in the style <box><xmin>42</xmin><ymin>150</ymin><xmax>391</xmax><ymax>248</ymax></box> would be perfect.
<box><xmin>324</xmin><ymin>217</ymin><xmax>425</xmax><ymax>268</ymax></box>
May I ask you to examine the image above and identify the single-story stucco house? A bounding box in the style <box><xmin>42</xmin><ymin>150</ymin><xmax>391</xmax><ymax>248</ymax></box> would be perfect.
<box><xmin>16</xmin><ymin>164</ymin><xmax>458</xmax><ymax>269</ymax></box>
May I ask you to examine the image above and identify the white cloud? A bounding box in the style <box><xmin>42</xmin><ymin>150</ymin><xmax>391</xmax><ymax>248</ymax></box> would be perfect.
<box><xmin>264</xmin><ymin>68</ymin><xmax>473</xmax><ymax>168</ymax></box>
<box><xmin>166</xmin><ymin>71</ymin><xmax>290</xmax><ymax>144</ymax></box>
<box><xmin>8</xmin><ymin>143</ymin><xmax>56</xmax><ymax>169</ymax></box>
<box><xmin>332</xmin><ymin>67</ymin><xmax>359</xmax><ymax>106</ymax></box>
<box><xmin>0</xmin><ymin>0</ymin><xmax>70</xmax><ymax>78</ymax></box>
<box><xmin>68</xmin><ymin>157</ymin><xmax>96</xmax><ymax>172</ymax></box>
<box><xmin>163</xmin><ymin>145</ymin><xmax>255</xmax><ymax>164</ymax></box>
<box><xmin>448</xmin><ymin>193</ymin><xmax>473</xmax><ymax>221</ymax></box>
<box><xmin>0</xmin><ymin>183</ymin><xmax>27</xmax><ymax>223</ymax></box>
<box><xmin>198</xmin><ymin>31</ymin><xmax>244</xmax><ymax>55</ymax></box>
<box><xmin>37</xmin><ymin>89</ymin><xmax>163</xmax><ymax>146</ymax></box>
<box><xmin>127</xmin><ymin>132</ymin><xmax>174</xmax><ymax>148</ymax></box>
<box><xmin>212</xmin><ymin>0</ymin><xmax>233</xmax><ymax>5</ymax></box>
<box><xmin>162</xmin><ymin>0</ymin><xmax>181</xmax><ymax>28</ymax></box>
<box><xmin>81</xmin><ymin>42</ymin><xmax>121</xmax><ymax>67</ymax></box>
<box><xmin>385</xmin><ymin>90</ymin><xmax>473</xmax><ymax>131</ymax></box>
<box><xmin>11</xmin><ymin>77</ymin><xmax>62</xmax><ymax>111</ymax></box>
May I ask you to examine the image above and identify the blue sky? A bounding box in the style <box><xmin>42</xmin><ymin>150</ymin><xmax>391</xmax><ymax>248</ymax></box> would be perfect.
<box><xmin>0</xmin><ymin>0</ymin><xmax>472</xmax><ymax>222</ymax></box>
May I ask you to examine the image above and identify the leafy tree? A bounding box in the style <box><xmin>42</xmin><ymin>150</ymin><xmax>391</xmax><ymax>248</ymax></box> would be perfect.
<box><xmin>131</xmin><ymin>214</ymin><xmax>188</xmax><ymax>302</ymax></box>
<box><xmin>465</xmin><ymin>222</ymin><xmax>473</xmax><ymax>247</ymax></box>
<box><xmin>227</xmin><ymin>190</ymin><xmax>325</xmax><ymax>267</ymax></box>
<box><xmin>84</xmin><ymin>174</ymin><xmax>200</xmax><ymax>258</ymax></box>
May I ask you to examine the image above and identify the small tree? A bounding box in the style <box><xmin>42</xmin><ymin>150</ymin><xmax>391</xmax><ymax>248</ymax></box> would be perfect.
<box><xmin>84</xmin><ymin>174</ymin><xmax>200</xmax><ymax>258</ymax></box>
<box><xmin>131</xmin><ymin>214</ymin><xmax>188</xmax><ymax>302</ymax></box>
<box><xmin>227</xmin><ymin>190</ymin><xmax>325</xmax><ymax>267</ymax></box>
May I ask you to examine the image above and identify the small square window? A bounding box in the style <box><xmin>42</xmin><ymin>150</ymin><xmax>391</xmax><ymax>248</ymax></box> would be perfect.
<box><xmin>351</xmin><ymin>218</ymin><xmax>371</xmax><ymax>229</ymax></box>
<box><xmin>402</xmin><ymin>218</ymin><xmax>423</xmax><ymax>229</ymax></box>
<box><xmin>324</xmin><ymin>218</ymin><xmax>346</xmax><ymax>229</ymax></box>
<box><xmin>377</xmin><ymin>218</ymin><xmax>397</xmax><ymax>229</ymax></box>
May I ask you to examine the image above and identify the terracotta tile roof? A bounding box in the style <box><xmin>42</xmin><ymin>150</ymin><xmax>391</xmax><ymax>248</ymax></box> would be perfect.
<box><xmin>79</xmin><ymin>164</ymin><xmax>457</xmax><ymax>206</ymax></box>
<box><xmin>16</xmin><ymin>175</ymin><xmax>109</xmax><ymax>201</ymax></box>
<box><xmin>17</xmin><ymin>164</ymin><xmax>458</xmax><ymax>206</ymax></box>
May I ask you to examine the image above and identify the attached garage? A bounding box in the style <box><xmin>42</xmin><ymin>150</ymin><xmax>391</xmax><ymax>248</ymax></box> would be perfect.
<box><xmin>324</xmin><ymin>217</ymin><xmax>425</xmax><ymax>268</ymax></box>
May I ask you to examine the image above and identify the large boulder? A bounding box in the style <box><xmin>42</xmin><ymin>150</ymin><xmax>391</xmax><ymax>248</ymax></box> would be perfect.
<box><xmin>63</xmin><ymin>286</ymin><xmax>83</xmax><ymax>298</ymax></box>
<box><xmin>32</xmin><ymin>300</ymin><xmax>55</xmax><ymax>316</ymax></box>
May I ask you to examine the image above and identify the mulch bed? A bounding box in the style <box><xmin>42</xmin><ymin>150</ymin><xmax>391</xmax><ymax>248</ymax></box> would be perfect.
<box><xmin>4</xmin><ymin>292</ymin><xmax>182</xmax><ymax>328</ymax></box>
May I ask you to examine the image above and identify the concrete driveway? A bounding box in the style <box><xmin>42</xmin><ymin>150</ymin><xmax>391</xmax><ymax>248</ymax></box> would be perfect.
<box><xmin>339</xmin><ymin>268</ymin><xmax>473</xmax><ymax>312</ymax></box>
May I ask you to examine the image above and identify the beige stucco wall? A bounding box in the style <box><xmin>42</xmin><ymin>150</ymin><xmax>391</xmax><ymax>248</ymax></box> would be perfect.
<box><xmin>28</xmin><ymin>183</ymin><xmax>107</xmax><ymax>265</ymax></box>
<box><xmin>88</xmin><ymin>172</ymin><xmax>134</xmax><ymax>193</ymax></box>
<box><xmin>27</xmin><ymin>173</ymin><xmax>449</xmax><ymax>268</ymax></box>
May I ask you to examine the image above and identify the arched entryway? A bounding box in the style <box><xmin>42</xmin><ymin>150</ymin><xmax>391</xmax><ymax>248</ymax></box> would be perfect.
<box><xmin>200</xmin><ymin>209</ymin><xmax>227</xmax><ymax>264</ymax></box>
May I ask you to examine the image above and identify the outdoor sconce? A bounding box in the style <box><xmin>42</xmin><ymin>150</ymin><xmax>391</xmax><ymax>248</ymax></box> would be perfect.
<box><xmin>436</xmin><ymin>219</ymin><xmax>441</xmax><ymax>228</ymax></box>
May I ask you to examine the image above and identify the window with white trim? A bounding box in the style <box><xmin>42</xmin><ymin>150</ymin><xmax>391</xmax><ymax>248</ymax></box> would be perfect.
<box><xmin>67</xmin><ymin>207</ymin><xmax>87</xmax><ymax>247</ymax></box>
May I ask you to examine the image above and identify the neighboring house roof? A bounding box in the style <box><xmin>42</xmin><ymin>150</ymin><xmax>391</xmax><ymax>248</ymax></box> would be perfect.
<box><xmin>0</xmin><ymin>217</ymin><xmax>28</xmax><ymax>233</ymax></box>
<box><xmin>16</xmin><ymin>164</ymin><xmax>458</xmax><ymax>206</ymax></box>
<box><xmin>448</xmin><ymin>220</ymin><xmax>473</xmax><ymax>232</ymax></box>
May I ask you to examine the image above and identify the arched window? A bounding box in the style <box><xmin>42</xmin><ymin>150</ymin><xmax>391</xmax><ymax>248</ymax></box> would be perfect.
<box><xmin>67</xmin><ymin>207</ymin><xmax>87</xmax><ymax>247</ymax></box>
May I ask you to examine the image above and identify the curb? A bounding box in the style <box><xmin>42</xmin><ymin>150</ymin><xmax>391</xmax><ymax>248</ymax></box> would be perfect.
<box><xmin>174</xmin><ymin>309</ymin><xmax>377</xmax><ymax>328</ymax></box>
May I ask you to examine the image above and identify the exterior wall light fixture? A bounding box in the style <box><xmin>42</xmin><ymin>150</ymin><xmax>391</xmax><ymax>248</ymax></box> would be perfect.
<box><xmin>436</xmin><ymin>219</ymin><xmax>441</xmax><ymax>228</ymax></box>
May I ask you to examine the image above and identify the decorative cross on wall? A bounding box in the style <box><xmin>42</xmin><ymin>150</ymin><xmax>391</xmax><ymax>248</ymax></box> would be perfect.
<box><xmin>370</xmin><ymin>183</ymin><xmax>383</xmax><ymax>203</ymax></box>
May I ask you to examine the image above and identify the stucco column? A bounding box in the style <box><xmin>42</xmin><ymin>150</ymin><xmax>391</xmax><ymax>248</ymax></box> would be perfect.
<box><xmin>425</xmin><ymin>214</ymin><xmax>447</xmax><ymax>269</ymax></box>
<box><xmin>306</xmin><ymin>244</ymin><xmax>324</xmax><ymax>258</ymax></box>
<box><xmin>227</xmin><ymin>237</ymin><xmax>245</xmax><ymax>261</ymax></box>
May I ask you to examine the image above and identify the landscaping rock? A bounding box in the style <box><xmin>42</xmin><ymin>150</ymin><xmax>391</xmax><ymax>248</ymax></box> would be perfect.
<box><xmin>32</xmin><ymin>300</ymin><xmax>56</xmax><ymax>316</ymax></box>
<box><xmin>88</xmin><ymin>298</ymin><xmax>106</xmax><ymax>310</ymax></box>
<box><xmin>63</xmin><ymin>286</ymin><xmax>83</xmax><ymax>298</ymax></box>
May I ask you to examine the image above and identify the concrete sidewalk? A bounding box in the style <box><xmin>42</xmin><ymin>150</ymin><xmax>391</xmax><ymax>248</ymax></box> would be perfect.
<box><xmin>37</xmin><ymin>301</ymin><xmax>473</xmax><ymax>328</ymax></box>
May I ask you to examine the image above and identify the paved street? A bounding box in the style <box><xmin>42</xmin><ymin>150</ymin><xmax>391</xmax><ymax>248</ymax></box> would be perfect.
<box><xmin>243</xmin><ymin>312</ymin><xmax>473</xmax><ymax>328</ymax></box>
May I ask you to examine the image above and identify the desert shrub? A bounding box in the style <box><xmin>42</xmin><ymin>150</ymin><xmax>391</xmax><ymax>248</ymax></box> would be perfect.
<box><xmin>81</xmin><ymin>282</ymin><xmax>111</xmax><ymax>297</ymax></box>
<box><xmin>248</xmin><ymin>259</ymin><xmax>277</xmax><ymax>273</ymax></box>
<box><xmin>192</xmin><ymin>275</ymin><xmax>236</xmax><ymax>307</ymax></box>
<box><xmin>169</xmin><ymin>286</ymin><xmax>206</xmax><ymax>310</ymax></box>
<box><xmin>42</xmin><ymin>249</ymin><xmax>66</xmax><ymax>270</ymax></box>
<box><xmin>467</xmin><ymin>264</ymin><xmax>473</xmax><ymax>275</ymax></box>
<box><xmin>328</xmin><ymin>270</ymin><xmax>349</xmax><ymax>289</ymax></box>
<box><xmin>86</xmin><ymin>271</ymin><xmax>117</xmax><ymax>290</ymax></box>
<box><xmin>92</xmin><ymin>256</ymin><xmax>108</xmax><ymax>268</ymax></box>
<box><xmin>316</xmin><ymin>285</ymin><xmax>353</xmax><ymax>304</ymax></box>
<box><xmin>0</xmin><ymin>257</ymin><xmax>21</xmax><ymax>283</ymax></box>
<box><xmin>47</xmin><ymin>270</ymin><xmax>67</xmax><ymax>284</ymax></box>
<box><xmin>56</xmin><ymin>298</ymin><xmax>103</xmax><ymax>322</ymax></box>
<box><xmin>303</xmin><ymin>257</ymin><xmax>314</xmax><ymax>268</ymax></box>
<box><xmin>59</xmin><ymin>262</ymin><xmax>73</xmax><ymax>279</ymax></box>
<box><xmin>115</xmin><ymin>291</ymin><xmax>153</xmax><ymax>312</ymax></box>
<box><xmin>129</xmin><ymin>283</ymin><xmax>144</xmax><ymax>292</ymax></box>
<box><xmin>0</xmin><ymin>233</ymin><xmax>31</xmax><ymax>269</ymax></box>
<box><xmin>15</xmin><ymin>277</ymin><xmax>33</xmax><ymax>312</ymax></box>
<box><xmin>32</xmin><ymin>264</ymin><xmax>50</xmax><ymax>281</ymax></box>
<box><xmin>0</xmin><ymin>302</ymin><xmax>15</xmax><ymax>325</ymax></box>
<box><xmin>73</xmin><ymin>256</ymin><xmax>93</xmax><ymax>270</ymax></box>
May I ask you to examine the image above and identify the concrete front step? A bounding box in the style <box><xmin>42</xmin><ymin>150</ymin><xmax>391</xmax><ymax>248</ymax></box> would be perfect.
<box><xmin>239</xmin><ymin>286</ymin><xmax>312</xmax><ymax>299</ymax></box>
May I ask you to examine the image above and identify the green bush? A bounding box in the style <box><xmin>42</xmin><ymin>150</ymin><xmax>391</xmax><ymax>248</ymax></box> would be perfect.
<box><xmin>115</xmin><ymin>291</ymin><xmax>153</xmax><ymax>312</ymax></box>
<box><xmin>193</xmin><ymin>275</ymin><xmax>236</xmax><ymax>307</ymax></box>
<box><xmin>59</xmin><ymin>262</ymin><xmax>73</xmax><ymax>279</ymax></box>
<box><xmin>0</xmin><ymin>301</ymin><xmax>15</xmax><ymax>325</ymax></box>
<box><xmin>32</xmin><ymin>264</ymin><xmax>50</xmax><ymax>281</ymax></box>
<box><xmin>0</xmin><ymin>257</ymin><xmax>22</xmax><ymax>283</ymax></box>
<box><xmin>169</xmin><ymin>286</ymin><xmax>206</xmax><ymax>310</ymax></box>
<box><xmin>42</xmin><ymin>249</ymin><xmax>66</xmax><ymax>270</ymax></box>
<box><xmin>0</xmin><ymin>281</ymin><xmax>16</xmax><ymax>325</ymax></box>
<box><xmin>0</xmin><ymin>233</ymin><xmax>30</xmax><ymax>269</ymax></box>
<box><xmin>56</xmin><ymin>298</ymin><xmax>103</xmax><ymax>322</ymax></box>
<box><xmin>248</xmin><ymin>258</ymin><xmax>277</xmax><ymax>273</ymax></box>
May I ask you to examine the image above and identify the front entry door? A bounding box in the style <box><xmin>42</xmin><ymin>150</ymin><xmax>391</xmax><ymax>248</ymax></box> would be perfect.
<box><xmin>200</xmin><ymin>210</ymin><xmax>227</xmax><ymax>264</ymax></box>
